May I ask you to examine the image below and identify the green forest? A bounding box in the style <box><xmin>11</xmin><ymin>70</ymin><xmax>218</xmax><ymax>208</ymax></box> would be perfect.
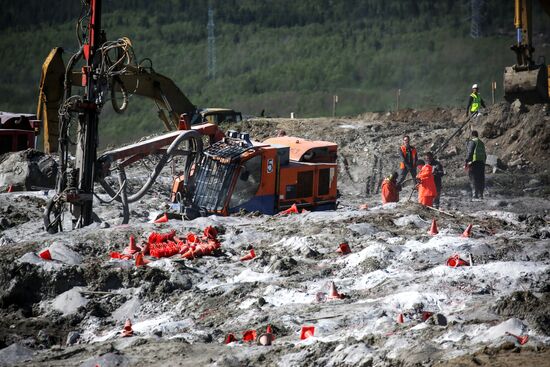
<box><xmin>0</xmin><ymin>0</ymin><xmax>549</xmax><ymax>146</ymax></box>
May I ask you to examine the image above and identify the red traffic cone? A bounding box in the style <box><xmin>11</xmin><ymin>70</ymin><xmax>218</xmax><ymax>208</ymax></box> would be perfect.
<box><xmin>421</xmin><ymin>311</ymin><xmax>434</xmax><ymax>321</ymax></box>
<box><xmin>300</xmin><ymin>326</ymin><xmax>315</xmax><ymax>340</ymax></box>
<box><xmin>135</xmin><ymin>252</ymin><xmax>150</xmax><ymax>267</ymax></box>
<box><xmin>266</xmin><ymin>325</ymin><xmax>273</xmax><ymax>334</ymax></box>
<box><xmin>153</xmin><ymin>213</ymin><xmax>169</xmax><ymax>223</ymax></box>
<box><xmin>224</xmin><ymin>333</ymin><xmax>237</xmax><ymax>344</ymax></box>
<box><xmin>446</xmin><ymin>254</ymin><xmax>469</xmax><ymax>267</ymax></box>
<box><xmin>7</xmin><ymin>185</ymin><xmax>13</xmax><ymax>193</ymax></box>
<box><xmin>506</xmin><ymin>332</ymin><xmax>529</xmax><ymax>345</ymax></box>
<box><xmin>397</xmin><ymin>313</ymin><xmax>404</xmax><ymax>324</ymax></box>
<box><xmin>186</xmin><ymin>232</ymin><xmax>198</xmax><ymax>243</ymax></box>
<box><xmin>327</xmin><ymin>281</ymin><xmax>345</xmax><ymax>300</ymax></box>
<box><xmin>204</xmin><ymin>226</ymin><xmax>218</xmax><ymax>240</ymax></box>
<box><xmin>428</xmin><ymin>218</ymin><xmax>439</xmax><ymax>235</ymax></box>
<box><xmin>110</xmin><ymin>251</ymin><xmax>131</xmax><ymax>260</ymax></box>
<box><xmin>240</xmin><ymin>248</ymin><xmax>256</xmax><ymax>261</ymax></box>
<box><xmin>121</xmin><ymin>319</ymin><xmax>133</xmax><ymax>337</ymax></box>
<box><xmin>287</xmin><ymin>203</ymin><xmax>299</xmax><ymax>214</ymax></box>
<box><xmin>280</xmin><ymin>203</ymin><xmax>299</xmax><ymax>215</ymax></box>
<box><xmin>461</xmin><ymin>224</ymin><xmax>473</xmax><ymax>238</ymax></box>
<box><xmin>124</xmin><ymin>235</ymin><xmax>141</xmax><ymax>255</ymax></box>
<box><xmin>242</xmin><ymin>329</ymin><xmax>257</xmax><ymax>342</ymax></box>
<box><xmin>39</xmin><ymin>249</ymin><xmax>52</xmax><ymax>261</ymax></box>
<box><xmin>336</xmin><ymin>243</ymin><xmax>351</xmax><ymax>255</ymax></box>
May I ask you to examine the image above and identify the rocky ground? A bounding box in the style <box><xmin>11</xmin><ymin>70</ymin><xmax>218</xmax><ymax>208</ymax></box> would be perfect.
<box><xmin>0</xmin><ymin>102</ymin><xmax>549</xmax><ymax>366</ymax></box>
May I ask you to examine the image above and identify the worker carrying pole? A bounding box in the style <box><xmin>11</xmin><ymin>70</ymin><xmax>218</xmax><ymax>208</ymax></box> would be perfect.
<box><xmin>397</xmin><ymin>135</ymin><xmax>418</xmax><ymax>186</ymax></box>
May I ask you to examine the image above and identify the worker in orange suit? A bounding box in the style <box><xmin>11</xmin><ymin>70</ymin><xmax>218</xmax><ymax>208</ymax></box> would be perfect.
<box><xmin>381</xmin><ymin>172</ymin><xmax>401</xmax><ymax>204</ymax></box>
<box><xmin>416</xmin><ymin>154</ymin><xmax>437</xmax><ymax>207</ymax></box>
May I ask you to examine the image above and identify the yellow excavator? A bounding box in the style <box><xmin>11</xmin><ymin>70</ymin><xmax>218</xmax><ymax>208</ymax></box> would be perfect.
<box><xmin>504</xmin><ymin>0</ymin><xmax>550</xmax><ymax>104</ymax></box>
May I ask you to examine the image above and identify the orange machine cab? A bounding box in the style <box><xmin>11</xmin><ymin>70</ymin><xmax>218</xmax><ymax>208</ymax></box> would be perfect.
<box><xmin>264</xmin><ymin>136</ymin><xmax>337</xmax><ymax>213</ymax></box>
<box><xmin>174</xmin><ymin>131</ymin><xmax>338</xmax><ymax>215</ymax></box>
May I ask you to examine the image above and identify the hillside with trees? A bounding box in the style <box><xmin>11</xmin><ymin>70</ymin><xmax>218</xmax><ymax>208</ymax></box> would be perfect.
<box><xmin>0</xmin><ymin>0</ymin><xmax>548</xmax><ymax>146</ymax></box>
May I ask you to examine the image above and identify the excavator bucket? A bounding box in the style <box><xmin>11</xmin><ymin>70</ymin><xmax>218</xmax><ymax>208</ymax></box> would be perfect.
<box><xmin>37</xmin><ymin>48</ymin><xmax>65</xmax><ymax>153</ymax></box>
<box><xmin>503</xmin><ymin>64</ymin><xmax>549</xmax><ymax>104</ymax></box>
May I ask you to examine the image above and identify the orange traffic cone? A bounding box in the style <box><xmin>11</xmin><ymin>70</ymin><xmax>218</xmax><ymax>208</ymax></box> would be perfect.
<box><xmin>224</xmin><ymin>333</ymin><xmax>237</xmax><ymax>344</ymax></box>
<box><xmin>428</xmin><ymin>219</ymin><xmax>439</xmax><ymax>235</ymax></box>
<box><xmin>279</xmin><ymin>204</ymin><xmax>299</xmax><ymax>215</ymax></box>
<box><xmin>506</xmin><ymin>332</ymin><xmax>529</xmax><ymax>345</ymax></box>
<box><xmin>124</xmin><ymin>235</ymin><xmax>141</xmax><ymax>255</ymax></box>
<box><xmin>242</xmin><ymin>330</ymin><xmax>257</xmax><ymax>342</ymax></box>
<box><xmin>135</xmin><ymin>252</ymin><xmax>150</xmax><ymax>267</ymax></box>
<box><xmin>121</xmin><ymin>319</ymin><xmax>133</xmax><ymax>337</ymax></box>
<box><xmin>300</xmin><ymin>326</ymin><xmax>315</xmax><ymax>340</ymax></box>
<box><xmin>327</xmin><ymin>281</ymin><xmax>345</xmax><ymax>300</ymax></box>
<box><xmin>153</xmin><ymin>213</ymin><xmax>169</xmax><ymax>223</ymax></box>
<box><xmin>397</xmin><ymin>313</ymin><xmax>404</xmax><ymax>324</ymax></box>
<box><xmin>461</xmin><ymin>224</ymin><xmax>473</xmax><ymax>238</ymax></box>
<box><xmin>336</xmin><ymin>243</ymin><xmax>351</xmax><ymax>255</ymax></box>
<box><xmin>39</xmin><ymin>249</ymin><xmax>52</xmax><ymax>261</ymax></box>
<box><xmin>240</xmin><ymin>248</ymin><xmax>256</xmax><ymax>261</ymax></box>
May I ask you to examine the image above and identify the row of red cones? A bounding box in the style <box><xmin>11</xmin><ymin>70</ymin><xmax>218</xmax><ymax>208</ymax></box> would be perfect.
<box><xmin>225</xmin><ymin>325</ymin><xmax>317</xmax><ymax>344</ymax></box>
<box><xmin>154</xmin><ymin>204</ymin><xmax>308</xmax><ymax>223</ymax></box>
<box><xmin>109</xmin><ymin>226</ymin><xmax>221</xmax><ymax>266</ymax></box>
<box><xmin>427</xmin><ymin>219</ymin><xmax>473</xmax><ymax>237</ymax></box>
<box><xmin>225</xmin><ymin>325</ymin><xmax>275</xmax><ymax>345</ymax></box>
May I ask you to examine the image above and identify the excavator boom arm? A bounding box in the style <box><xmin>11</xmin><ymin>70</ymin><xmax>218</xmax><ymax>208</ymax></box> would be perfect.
<box><xmin>38</xmin><ymin>47</ymin><xmax>197</xmax><ymax>152</ymax></box>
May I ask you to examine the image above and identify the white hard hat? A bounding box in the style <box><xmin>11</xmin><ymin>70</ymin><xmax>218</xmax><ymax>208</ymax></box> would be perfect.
<box><xmin>472</xmin><ymin>84</ymin><xmax>478</xmax><ymax>89</ymax></box>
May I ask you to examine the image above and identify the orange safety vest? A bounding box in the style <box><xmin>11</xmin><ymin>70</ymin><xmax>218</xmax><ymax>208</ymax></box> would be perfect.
<box><xmin>400</xmin><ymin>145</ymin><xmax>417</xmax><ymax>169</ymax></box>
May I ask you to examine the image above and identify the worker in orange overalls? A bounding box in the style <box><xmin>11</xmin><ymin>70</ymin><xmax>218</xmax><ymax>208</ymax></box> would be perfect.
<box><xmin>416</xmin><ymin>153</ymin><xmax>437</xmax><ymax>207</ymax></box>
<box><xmin>381</xmin><ymin>172</ymin><xmax>401</xmax><ymax>204</ymax></box>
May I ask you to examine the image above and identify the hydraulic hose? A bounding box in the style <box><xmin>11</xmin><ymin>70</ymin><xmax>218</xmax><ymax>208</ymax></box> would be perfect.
<box><xmin>98</xmin><ymin>130</ymin><xmax>203</xmax><ymax>203</ymax></box>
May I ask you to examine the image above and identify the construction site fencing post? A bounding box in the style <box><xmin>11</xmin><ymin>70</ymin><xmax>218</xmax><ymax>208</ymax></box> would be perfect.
<box><xmin>396</xmin><ymin>89</ymin><xmax>401</xmax><ymax>111</ymax></box>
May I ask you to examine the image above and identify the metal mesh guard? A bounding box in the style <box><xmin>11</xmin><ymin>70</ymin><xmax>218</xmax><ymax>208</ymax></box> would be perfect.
<box><xmin>191</xmin><ymin>141</ymin><xmax>250</xmax><ymax>211</ymax></box>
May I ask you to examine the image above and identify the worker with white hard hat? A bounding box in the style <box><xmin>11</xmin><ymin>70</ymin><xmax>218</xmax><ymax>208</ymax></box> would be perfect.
<box><xmin>466</xmin><ymin>83</ymin><xmax>486</xmax><ymax>117</ymax></box>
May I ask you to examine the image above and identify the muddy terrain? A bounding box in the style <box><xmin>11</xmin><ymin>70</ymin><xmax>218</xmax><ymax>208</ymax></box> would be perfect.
<box><xmin>0</xmin><ymin>102</ymin><xmax>549</xmax><ymax>366</ymax></box>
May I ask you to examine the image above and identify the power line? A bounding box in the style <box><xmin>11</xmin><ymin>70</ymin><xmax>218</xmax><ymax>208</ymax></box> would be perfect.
<box><xmin>207</xmin><ymin>1</ymin><xmax>216</xmax><ymax>79</ymax></box>
<box><xmin>470</xmin><ymin>0</ymin><xmax>485</xmax><ymax>39</ymax></box>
